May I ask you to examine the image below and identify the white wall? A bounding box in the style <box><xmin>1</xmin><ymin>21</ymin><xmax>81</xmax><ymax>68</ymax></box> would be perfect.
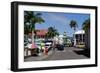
<box><xmin>0</xmin><ymin>0</ymin><xmax>99</xmax><ymax>73</ymax></box>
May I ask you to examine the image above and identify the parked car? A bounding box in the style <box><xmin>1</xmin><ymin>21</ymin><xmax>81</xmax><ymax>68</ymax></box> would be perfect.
<box><xmin>56</xmin><ymin>44</ymin><xmax>64</xmax><ymax>51</ymax></box>
<box><xmin>35</xmin><ymin>40</ymin><xmax>44</xmax><ymax>53</ymax></box>
<box><xmin>67</xmin><ymin>39</ymin><xmax>72</xmax><ymax>47</ymax></box>
<box><xmin>44</xmin><ymin>40</ymin><xmax>53</xmax><ymax>51</ymax></box>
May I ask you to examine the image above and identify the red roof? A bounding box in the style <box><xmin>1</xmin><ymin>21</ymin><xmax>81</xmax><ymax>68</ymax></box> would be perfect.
<box><xmin>35</xmin><ymin>29</ymin><xmax>48</xmax><ymax>36</ymax></box>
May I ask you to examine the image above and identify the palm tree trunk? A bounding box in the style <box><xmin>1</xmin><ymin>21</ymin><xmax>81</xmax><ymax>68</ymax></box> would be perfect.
<box><xmin>74</xmin><ymin>28</ymin><xmax>76</xmax><ymax>46</ymax></box>
<box><xmin>32</xmin><ymin>23</ymin><xmax>35</xmax><ymax>43</ymax></box>
<box><xmin>32</xmin><ymin>30</ymin><xmax>34</xmax><ymax>43</ymax></box>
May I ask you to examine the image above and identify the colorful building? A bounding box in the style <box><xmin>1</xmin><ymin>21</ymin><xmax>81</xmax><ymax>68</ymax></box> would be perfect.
<box><xmin>35</xmin><ymin>29</ymin><xmax>48</xmax><ymax>39</ymax></box>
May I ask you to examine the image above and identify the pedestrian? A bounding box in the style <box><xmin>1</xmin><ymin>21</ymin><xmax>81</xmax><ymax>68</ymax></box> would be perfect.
<box><xmin>72</xmin><ymin>40</ymin><xmax>74</xmax><ymax>47</ymax></box>
<box><xmin>45</xmin><ymin>47</ymin><xmax>48</xmax><ymax>55</ymax></box>
<box><xmin>40</xmin><ymin>41</ymin><xmax>45</xmax><ymax>53</ymax></box>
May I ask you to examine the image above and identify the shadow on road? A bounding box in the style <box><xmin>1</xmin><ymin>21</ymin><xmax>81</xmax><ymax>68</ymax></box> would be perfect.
<box><xmin>74</xmin><ymin>49</ymin><xmax>90</xmax><ymax>58</ymax></box>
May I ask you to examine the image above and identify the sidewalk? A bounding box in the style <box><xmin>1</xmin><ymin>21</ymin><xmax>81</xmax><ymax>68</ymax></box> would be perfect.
<box><xmin>24</xmin><ymin>50</ymin><xmax>54</xmax><ymax>62</ymax></box>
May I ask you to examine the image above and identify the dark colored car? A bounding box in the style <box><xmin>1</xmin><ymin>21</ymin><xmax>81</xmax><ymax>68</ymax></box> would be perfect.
<box><xmin>56</xmin><ymin>44</ymin><xmax>64</xmax><ymax>51</ymax></box>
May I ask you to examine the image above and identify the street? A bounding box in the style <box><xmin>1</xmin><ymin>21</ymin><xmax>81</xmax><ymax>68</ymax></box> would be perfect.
<box><xmin>43</xmin><ymin>47</ymin><xmax>89</xmax><ymax>61</ymax></box>
<box><xmin>24</xmin><ymin>47</ymin><xmax>89</xmax><ymax>62</ymax></box>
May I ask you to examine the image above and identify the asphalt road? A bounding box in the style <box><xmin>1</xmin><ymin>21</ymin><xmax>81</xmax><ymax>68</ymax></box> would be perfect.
<box><xmin>43</xmin><ymin>47</ymin><xmax>88</xmax><ymax>61</ymax></box>
<box><xmin>24</xmin><ymin>47</ymin><xmax>89</xmax><ymax>62</ymax></box>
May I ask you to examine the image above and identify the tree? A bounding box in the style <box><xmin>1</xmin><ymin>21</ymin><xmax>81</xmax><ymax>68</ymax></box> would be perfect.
<box><xmin>46</xmin><ymin>27</ymin><xmax>59</xmax><ymax>38</ymax></box>
<box><xmin>69</xmin><ymin>20</ymin><xmax>78</xmax><ymax>32</ymax></box>
<box><xmin>82</xmin><ymin>19</ymin><xmax>90</xmax><ymax>31</ymax></box>
<box><xmin>24</xmin><ymin>22</ymin><xmax>32</xmax><ymax>34</ymax></box>
<box><xmin>63</xmin><ymin>32</ymin><xmax>67</xmax><ymax>45</ymax></box>
<box><xmin>82</xmin><ymin>18</ymin><xmax>90</xmax><ymax>49</ymax></box>
<box><xmin>24</xmin><ymin>11</ymin><xmax>45</xmax><ymax>43</ymax></box>
<box><xmin>63</xmin><ymin>32</ymin><xmax>67</xmax><ymax>37</ymax></box>
<box><xmin>69</xmin><ymin>20</ymin><xmax>78</xmax><ymax>46</ymax></box>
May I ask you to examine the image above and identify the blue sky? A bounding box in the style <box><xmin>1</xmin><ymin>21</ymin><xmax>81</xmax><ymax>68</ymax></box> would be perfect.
<box><xmin>35</xmin><ymin>11</ymin><xmax>90</xmax><ymax>37</ymax></box>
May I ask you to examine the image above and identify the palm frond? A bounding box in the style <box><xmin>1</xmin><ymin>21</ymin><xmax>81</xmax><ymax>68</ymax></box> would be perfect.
<box><xmin>82</xmin><ymin>18</ymin><xmax>90</xmax><ymax>31</ymax></box>
<box><xmin>69</xmin><ymin>20</ymin><xmax>78</xmax><ymax>30</ymax></box>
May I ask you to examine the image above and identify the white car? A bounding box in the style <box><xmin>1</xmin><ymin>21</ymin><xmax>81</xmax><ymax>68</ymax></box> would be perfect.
<box><xmin>45</xmin><ymin>40</ymin><xmax>53</xmax><ymax>51</ymax></box>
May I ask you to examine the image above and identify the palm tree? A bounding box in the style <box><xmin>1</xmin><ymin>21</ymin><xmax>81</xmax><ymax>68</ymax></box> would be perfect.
<box><xmin>82</xmin><ymin>19</ymin><xmax>90</xmax><ymax>31</ymax></box>
<box><xmin>69</xmin><ymin>20</ymin><xmax>78</xmax><ymax>32</ymax></box>
<box><xmin>63</xmin><ymin>32</ymin><xmax>67</xmax><ymax>45</ymax></box>
<box><xmin>82</xmin><ymin>18</ymin><xmax>90</xmax><ymax>49</ymax></box>
<box><xmin>24</xmin><ymin>22</ymin><xmax>32</xmax><ymax>34</ymax></box>
<box><xmin>63</xmin><ymin>32</ymin><xmax>67</xmax><ymax>37</ymax></box>
<box><xmin>69</xmin><ymin>20</ymin><xmax>78</xmax><ymax>46</ymax></box>
<box><xmin>46</xmin><ymin>27</ymin><xmax>59</xmax><ymax>39</ymax></box>
<box><xmin>24</xmin><ymin>11</ymin><xmax>45</xmax><ymax>43</ymax></box>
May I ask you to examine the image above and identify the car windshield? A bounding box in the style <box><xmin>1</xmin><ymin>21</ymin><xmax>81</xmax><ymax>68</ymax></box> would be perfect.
<box><xmin>44</xmin><ymin>40</ymin><xmax>53</xmax><ymax>43</ymax></box>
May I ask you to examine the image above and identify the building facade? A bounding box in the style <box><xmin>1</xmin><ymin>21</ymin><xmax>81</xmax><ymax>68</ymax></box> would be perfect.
<box><xmin>35</xmin><ymin>29</ymin><xmax>48</xmax><ymax>39</ymax></box>
<box><xmin>74</xmin><ymin>30</ymin><xmax>85</xmax><ymax>47</ymax></box>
